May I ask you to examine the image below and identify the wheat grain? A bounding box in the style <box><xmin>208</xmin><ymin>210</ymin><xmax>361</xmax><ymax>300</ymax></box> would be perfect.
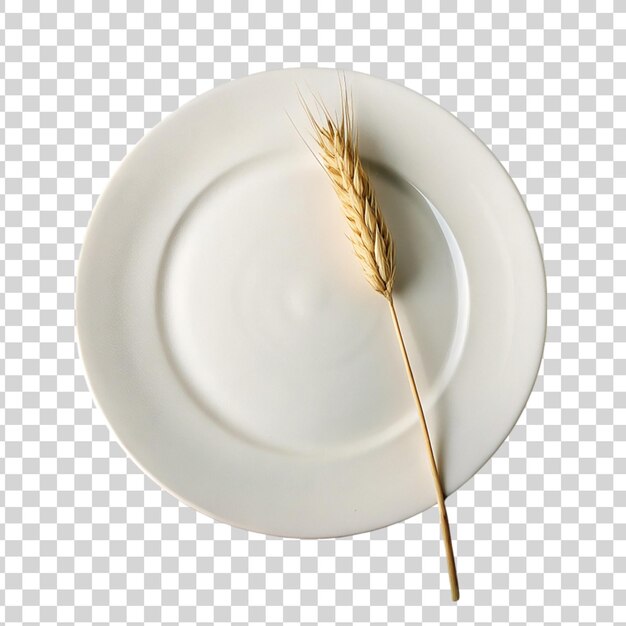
<box><xmin>304</xmin><ymin>95</ymin><xmax>396</xmax><ymax>299</ymax></box>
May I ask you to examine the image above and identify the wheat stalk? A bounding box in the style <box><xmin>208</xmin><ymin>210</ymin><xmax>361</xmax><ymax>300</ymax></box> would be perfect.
<box><xmin>302</xmin><ymin>88</ymin><xmax>460</xmax><ymax>602</ymax></box>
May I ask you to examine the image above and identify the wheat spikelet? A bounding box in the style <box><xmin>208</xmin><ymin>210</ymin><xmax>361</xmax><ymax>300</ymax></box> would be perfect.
<box><xmin>303</xmin><ymin>95</ymin><xmax>396</xmax><ymax>299</ymax></box>
<box><xmin>301</xmin><ymin>86</ymin><xmax>460</xmax><ymax>602</ymax></box>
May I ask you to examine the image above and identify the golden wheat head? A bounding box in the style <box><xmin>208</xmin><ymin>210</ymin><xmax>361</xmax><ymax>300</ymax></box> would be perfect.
<box><xmin>303</xmin><ymin>91</ymin><xmax>396</xmax><ymax>299</ymax></box>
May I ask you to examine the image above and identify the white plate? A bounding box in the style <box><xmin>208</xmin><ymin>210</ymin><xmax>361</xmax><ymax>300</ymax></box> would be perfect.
<box><xmin>76</xmin><ymin>69</ymin><xmax>546</xmax><ymax>538</ymax></box>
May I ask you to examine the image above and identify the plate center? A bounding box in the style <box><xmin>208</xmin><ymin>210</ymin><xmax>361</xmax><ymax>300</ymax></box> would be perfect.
<box><xmin>158</xmin><ymin>153</ymin><xmax>467</xmax><ymax>454</ymax></box>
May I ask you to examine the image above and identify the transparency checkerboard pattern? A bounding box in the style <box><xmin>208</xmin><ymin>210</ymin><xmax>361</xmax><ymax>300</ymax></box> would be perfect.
<box><xmin>1</xmin><ymin>2</ymin><xmax>624</xmax><ymax>625</ymax></box>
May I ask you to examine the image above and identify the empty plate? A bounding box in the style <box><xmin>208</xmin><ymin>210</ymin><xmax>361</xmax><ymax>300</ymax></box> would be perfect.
<box><xmin>76</xmin><ymin>69</ymin><xmax>546</xmax><ymax>538</ymax></box>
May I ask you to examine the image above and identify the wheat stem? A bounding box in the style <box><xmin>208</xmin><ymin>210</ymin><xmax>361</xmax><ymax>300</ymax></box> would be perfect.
<box><xmin>388</xmin><ymin>295</ymin><xmax>460</xmax><ymax>602</ymax></box>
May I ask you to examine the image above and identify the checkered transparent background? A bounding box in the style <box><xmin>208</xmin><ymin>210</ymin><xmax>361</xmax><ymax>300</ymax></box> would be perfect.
<box><xmin>1</xmin><ymin>1</ymin><xmax>625</xmax><ymax>624</ymax></box>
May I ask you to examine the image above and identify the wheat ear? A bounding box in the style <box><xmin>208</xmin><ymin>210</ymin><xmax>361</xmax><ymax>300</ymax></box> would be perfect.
<box><xmin>303</xmin><ymin>90</ymin><xmax>460</xmax><ymax>602</ymax></box>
